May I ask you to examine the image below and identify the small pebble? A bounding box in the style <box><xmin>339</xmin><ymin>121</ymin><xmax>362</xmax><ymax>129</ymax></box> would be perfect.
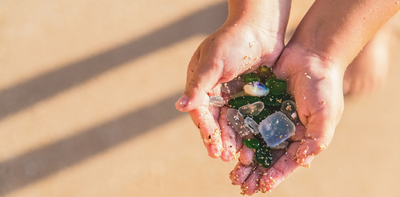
<box><xmin>230</xmin><ymin>91</ymin><xmax>246</xmax><ymax>99</ymax></box>
<box><xmin>259</xmin><ymin>112</ymin><xmax>295</xmax><ymax>147</ymax></box>
<box><xmin>226</xmin><ymin>108</ymin><xmax>251</xmax><ymax>137</ymax></box>
<box><xmin>244</xmin><ymin>117</ymin><xmax>260</xmax><ymax>134</ymax></box>
<box><xmin>238</xmin><ymin>101</ymin><xmax>264</xmax><ymax>117</ymax></box>
<box><xmin>209</xmin><ymin>96</ymin><xmax>225</xmax><ymax>107</ymax></box>
<box><xmin>243</xmin><ymin>82</ymin><xmax>269</xmax><ymax>96</ymax></box>
<box><xmin>242</xmin><ymin>138</ymin><xmax>260</xmax><ymax>149</ymax></box>
<box><xmin>280</xmin><ymin>100</ymin><xmax>300</xmax><ymax>124</ymax></box>
<box><xmin>222</xmin><ymin>78</ymin><xmax>247</xmax><ymax>96</ymax></box>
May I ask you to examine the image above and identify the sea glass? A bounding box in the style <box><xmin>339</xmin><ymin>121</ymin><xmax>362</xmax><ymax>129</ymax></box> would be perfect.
<box><xmin>209</xmin><ymin>95</ymin><xmax>225</xmax><ymax>107</ymax></box>
<box><xmin>226</xmin><ymin>108</ymin><xmax>251</xmax><ymax>137</ymax></box>
<box><xmin>221</xmin><ymin>77</ymin><xmax>247</xmax><ymax>96</ymax></box>
<box><xmin>241</xmin><ymin>73</ymin><xmax>260</xmax><ymax>82</ymax></box>
<box><xmin>252</xmin><ymin>108</ymin><xmax>272</xmax><ymax>124</ymax></box>
<box><xmin>258</xmin><ymin>66</ymin><xmax>276</xmax><ymax>82</ymax></box>
<box><xmin>262</xmin><ymin>93</ymin><xmax>290</xmax><ymax>108</ymax></box>
<box><xmin>228</xmin><ymin>96</ymin><xmax>261</xmax><ymax>109</ymax></box>
<box><xmin>243</xmin><ymin>82</ymin><xmax>269</xmax><ymax>96</ymax></box>
<box><xmin>230</xmin><ymin>91</ymin><xmax>246</xmax><ymax>99</ymax></box>
<box><xmin>259</xmin><ymin>112</ymin><xmax>295</xmax><ymax>147</ymax></box>
<box><xmin>238</xmin><ymin>101</ymin><xmax>264</xmax><ymax>117</ymax></box>
<box><xmin>265</xmin><ymin>79</ymin><xmax>287</xmax><ymax>95</ymax></box>
<box><xmin>244</xmin><ymin>117</ymin><xmax>260</xmax><ymax>135</ymax></box>
<box><xmin>255</xmin><ymin>144</ymin><xmax>273</xmax><ymax>168</ymax></box>
<box><xmin>280</xmin><ymin>100</ymin><xmax>299</xmax><ymax>124</ymax></box>
<box><xmin>242</xmin><ymin>138</ymin><xmax>260</xmax><ymax>149</ymax></box>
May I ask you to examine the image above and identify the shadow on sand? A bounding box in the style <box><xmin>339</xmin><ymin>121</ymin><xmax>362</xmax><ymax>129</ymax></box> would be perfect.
<box><xmin>0</xmin><ymin>2</ymin><xmax>227</xmax><ymax>195</ymax></box>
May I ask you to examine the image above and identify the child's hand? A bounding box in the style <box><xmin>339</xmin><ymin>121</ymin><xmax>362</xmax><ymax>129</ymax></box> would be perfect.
<box><xmin>175</xmin><ymin>21</ymin><xmax>285</xmax><ymax>160</ymax></box>
<box><xmin>174</xmin><ymin>0</ymin><xmax>291</xmax><ymax>160</ymax></box>
<box><xmin>229</xmin><ymin>43</ymin><xmax>345</xmax><ymax>194</ymax></box>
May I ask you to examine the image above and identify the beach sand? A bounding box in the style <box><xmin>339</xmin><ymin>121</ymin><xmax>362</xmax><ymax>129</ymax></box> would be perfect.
<box><xmin>0</xmin><ymin>0</ymin><xmax>399</xmax><ymax>196</ymax></box>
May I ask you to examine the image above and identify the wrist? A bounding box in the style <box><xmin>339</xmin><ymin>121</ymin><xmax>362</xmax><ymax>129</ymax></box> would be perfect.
<box><xmin>288</xmin><ymin>0</ymin><xmax>400</xmax><ymax>71</ymax></box>
<box><xmin>283</xmin><ymin>42</ymin><xmax>347</xmax><ymax>75</ymax></box>
<box><xmin>226</xmin><ymin>0</ymin><xmax>291</xmax><ymax>42</ymax></box>
<box><xmin>287</xmin><ymin>26</ymin><xmax>359</xmax><ymax>71</ymax></box>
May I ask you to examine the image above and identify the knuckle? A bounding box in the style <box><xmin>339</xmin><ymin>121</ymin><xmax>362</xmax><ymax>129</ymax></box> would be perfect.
<box><xmin>186</xmin><ymin>78</ymin><xmax>201</xmax><ymax>92</ymax></box>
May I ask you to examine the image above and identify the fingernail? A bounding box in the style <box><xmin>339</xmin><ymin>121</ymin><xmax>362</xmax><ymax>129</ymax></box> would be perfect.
<box><xmin>176</xmin><ymin>95</ymin><xmax>189</xmax><ymax>110</ymax></box>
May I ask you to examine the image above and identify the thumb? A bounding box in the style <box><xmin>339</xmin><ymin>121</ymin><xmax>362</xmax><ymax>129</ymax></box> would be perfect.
<box><xmin>294</xmin><ymin>109</ymin><xmax>337</xmax><ymax>167</ymax></box>
<box><xmin>175</xmin><ymin>59</ymin><xmax>223</xmax><ymax>112</ymax></box>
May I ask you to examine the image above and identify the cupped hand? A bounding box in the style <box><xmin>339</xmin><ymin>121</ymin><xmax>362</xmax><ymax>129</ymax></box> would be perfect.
<box><xmin>230</xmin><ymin>43</ymin><xmax>345</xmax><ymax>194</ymax></box>
<box><xmin>175</xmin><ymin>22</ymin><xmax>285</xmax><ymax>160</ymax></box>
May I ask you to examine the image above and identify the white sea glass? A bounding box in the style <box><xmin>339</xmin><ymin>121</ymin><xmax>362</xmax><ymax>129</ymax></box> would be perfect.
<box><xmin>259</xmin><ymin>112</ymin><xmax>295</xmax><ymax>147</ymax></box>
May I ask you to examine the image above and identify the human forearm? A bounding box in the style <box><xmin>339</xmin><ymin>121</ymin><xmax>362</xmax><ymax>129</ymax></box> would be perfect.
<box><xmin>289</xmin><ymin>0</ymin><xmax>400</xmax><ymax>69</ymax></box>
<box><xmin>226</xmin><ymin>0</ymin><xmax>292</xmax><ymax>40</ymax></box>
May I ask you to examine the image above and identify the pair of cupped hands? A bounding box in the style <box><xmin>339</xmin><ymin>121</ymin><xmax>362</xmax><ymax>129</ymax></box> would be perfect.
<box><xmin>175</xmin><ymin>21</ymin><xmax>344</xmax><ymax>195</ymax></box>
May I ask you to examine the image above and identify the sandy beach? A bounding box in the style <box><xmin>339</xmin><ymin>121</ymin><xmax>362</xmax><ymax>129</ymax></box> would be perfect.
<box><xmin>1</xmin><ymin>0</ymin><xmax>400</xmax><ymax>196</ymax></box>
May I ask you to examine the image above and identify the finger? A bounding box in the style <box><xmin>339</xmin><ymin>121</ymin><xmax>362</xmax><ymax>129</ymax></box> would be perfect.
<box><xmin>258</xmin><ymin>167</ymin><xmax>284</xmax><ymax>193</ymax></box>
<box><xmin>220</xmin><ymin>92</ymin><xmax>244</xmax><ymax>153</ymax></box>
<box><xmin>239</xmin><ymin>145</ymin><xmax>255</xmax><ymax>166</ymax></box>
<box><xmin>271</xmin><ymin>149</ymin><xmax>286</xmax><ymax>165</ymax></box>
<box><xmin>239</xmin><ymin>135</ymin><xmax>256</xmax><ymax>166</ymax></box>
<box><xmin>241</xmin><ymin>166</ymin><xmax>265</xmax><ymax>195</ymax></box>
<box><xmin>219</xmin><ymin>106</ymin><xmax>238</xmax><ymax>162</ymax></box>
<box><xmin>185</xmin><ymin>49</ymin><xmax>200</xmax><ymax>87</ymax></box>
<box><xmin>188</xmin><ymin>103</ymin><xmax>223</xmax><ymax>158</ymax></box>
<box><xmin>293</xmin><ymin>97</ymin><xmax>338</xmax><ymax>165</ymax></box>
<box><xmin>258</xmin><ymin>142</ymin><xmax>314</xmax><ymax>192</ymax></box>
<box><xmin>230</xmin><ymin>162</ymin><xmax>255</xmax><ymax>185</ymax></box>
<box><xmin>176</xmin><ymin>56</ymin><xmax>224</xmax><ymax>112</ymax></box>
<box><xmin>176</xmin><ymin>49</ymin><xmax>201</xmax><ymax>111</ymax></box>
<box><xmin>235</xmin><ymin>132</ymin><xmax>243</xmax><ymax>153</ymax></box>
<box><xmin>294</xmin><ymin>115</ymin><xmax>334</xmax><ymax>167</ymax></box>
